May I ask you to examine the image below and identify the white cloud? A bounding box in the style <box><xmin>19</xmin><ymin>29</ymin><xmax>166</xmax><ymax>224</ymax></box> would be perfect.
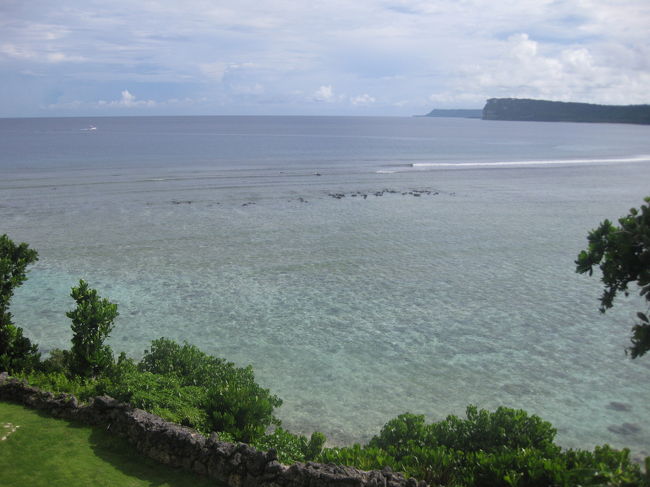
<box><xmin>198</xmin><ymin>62</ymin><xmax>258</xmax><ymax>82</ymax></box>
<box><xmin>45</xmin><ymin>52</ymin><xmax>85</xmax><ymax>63</ymax></box>
<box><xmin>1</xmin><ymin>43</ymin><xmax>37</xmax><ymax>60</ymax></box>
<box><xmin>427</xmin><ymin>29</ymin><xmax>650</xmax><ymax>107</ymax></box>
<box><xmin>0</xmin><ymin>43</ymin><xmax>83</xmax><ymax>63</ymax></box>
<box><xmin>350</xmin><ymin>93</ymin><xmax>376</xmax><ymax>105</ymax></box>
<box><xmin>98</xmin><ymin>90</ymin><xmax>156</xmax><ymax>108</ymax></box>
<box><xmin>313</xmin><ymin>85</ymin><xmax>334</xmax><ymax>102</ymax></box>
<box><xmin>509</xmin><ymin>33</ymin><xmax>538</xmax><ymax>60</ymax></box>
<box><xmin>560</xmin><ymin>48</ymin><xmax>594</xmax><ymax>73</ymax></box>
<box><xmin>43</xmin><ymin>91</ymin><xmax>209</xmax><ymax>113</ymax></box>
<box><xmin>2</xmin><ymin>0</ymin><xmax>649</xmax><ymax>115</ymax></box>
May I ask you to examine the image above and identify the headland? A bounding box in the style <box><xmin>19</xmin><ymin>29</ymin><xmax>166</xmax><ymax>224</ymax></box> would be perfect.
<box><xmin>482</xmin><ymin>98</ymin><xmax>650</xmax><ymax>124</ymax></box>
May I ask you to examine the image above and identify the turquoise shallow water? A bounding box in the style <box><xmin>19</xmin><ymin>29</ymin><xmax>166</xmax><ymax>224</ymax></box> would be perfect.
<box><xmin>1</xmin><ymin>116</ymin><xmax>650</xmax><ymax>456</ymax></box>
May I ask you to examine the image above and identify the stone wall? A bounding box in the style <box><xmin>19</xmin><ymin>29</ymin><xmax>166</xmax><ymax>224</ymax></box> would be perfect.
<box><xmin>0</xmin><ymin>372</ymin><xmax>426</xmax><ymax>487</ymax></box>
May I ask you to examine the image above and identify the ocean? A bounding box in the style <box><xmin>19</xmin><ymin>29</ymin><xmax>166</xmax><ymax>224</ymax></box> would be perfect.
<box><xmin>1</xmin><ymin>115</ymin><xmax>649</xmax><ymax>456</ymax></box>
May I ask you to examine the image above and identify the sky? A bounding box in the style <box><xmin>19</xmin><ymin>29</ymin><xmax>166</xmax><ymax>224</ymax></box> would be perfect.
<box><xmin>1</xmin><ymin>0</ymin><xmax>649</xmax><ymax>117</ymax></box>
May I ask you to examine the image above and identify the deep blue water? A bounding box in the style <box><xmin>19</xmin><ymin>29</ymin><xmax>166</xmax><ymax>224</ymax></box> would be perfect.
<box><xmin>1</xmin><ymin>116</ymin><xmax>650</xmax><ymax>456</ymax></box>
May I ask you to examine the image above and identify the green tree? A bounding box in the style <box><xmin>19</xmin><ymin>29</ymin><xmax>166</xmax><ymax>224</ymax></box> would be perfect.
<box><xmin>576</xmin><ymin>196</ymin><xmax>650</xmax><ymax>358</ymax></box>
<box><xmin>0</xmin><ymin>234</ymin><xmax>40</xmax><ymax>372</ymax></box>
<box><xmin>67</xmin><ymin>280</ymin><xmax>119</xmax><ymax>378</ymax></box>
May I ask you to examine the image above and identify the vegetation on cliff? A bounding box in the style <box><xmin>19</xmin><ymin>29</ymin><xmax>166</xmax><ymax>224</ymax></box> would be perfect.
<box><xmin>483</xmin><ymin>98</ymin><xmax>650</xmax><ymax>124</ymax></box>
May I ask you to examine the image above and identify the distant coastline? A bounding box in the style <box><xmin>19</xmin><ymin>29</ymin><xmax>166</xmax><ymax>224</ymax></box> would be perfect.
<box><xmin>482</xmin><ymin>98</ymin><xmax>650</xmax><ymax>125</ymax></box>
<box><xmin>423</xmin><ymin>99</ymin><xmax>650</xmax><ymax>125</ymax></box>
<box><xmin>422</xmin><ymin>108</ymin><xmax>483</xmax><ymax>119</ymax></box>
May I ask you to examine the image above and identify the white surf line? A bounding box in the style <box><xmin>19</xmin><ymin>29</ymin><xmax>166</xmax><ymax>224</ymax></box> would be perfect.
<box><xmin>411</xmin><ymin>155</ymin><xmax>650</xmax><ymax>168</ymax></box>
<box><xmin>1</xmin><ymin>422</ymin><xmax>20</xmax><ymax>441</ymax></box>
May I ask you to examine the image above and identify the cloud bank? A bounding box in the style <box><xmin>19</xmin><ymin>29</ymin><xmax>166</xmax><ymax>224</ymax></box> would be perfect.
<box><xmin>1</xmin><ymin>0</ymin><xmax>648</xmax><ymax>116</ymax></box>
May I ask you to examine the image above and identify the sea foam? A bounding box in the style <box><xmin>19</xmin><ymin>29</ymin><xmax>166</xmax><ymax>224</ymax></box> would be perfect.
<box><xmin>410</xmin><ymin>155</ymin><xmax>650</xmax><ymax>168</ymax></box>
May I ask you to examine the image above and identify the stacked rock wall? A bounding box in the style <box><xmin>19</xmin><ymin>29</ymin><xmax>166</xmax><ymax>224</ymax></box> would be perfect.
<box><xmin>0</xmin><ymin>372</ymin><xmax>426</xmax><ymax>487</ymax></box>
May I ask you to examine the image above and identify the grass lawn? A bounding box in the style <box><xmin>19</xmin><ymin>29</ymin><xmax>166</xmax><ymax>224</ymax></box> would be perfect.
<box><xmin>0</xmin><ymin>400</ymin><xmax>219</xmax><ymax>487</ymax></box>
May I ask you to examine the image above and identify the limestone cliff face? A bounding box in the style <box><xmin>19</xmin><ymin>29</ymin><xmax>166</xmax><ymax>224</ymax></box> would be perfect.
<box><xmin>482</xmin><ymin>98</ymin><xmax>650</xmax><ymax>124</ymax></box>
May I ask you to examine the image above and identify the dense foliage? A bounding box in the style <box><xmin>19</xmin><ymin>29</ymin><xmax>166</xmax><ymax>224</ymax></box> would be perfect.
<box><xmin>319</xmin><ymin>407</ymin><xmax>649</xmax><ymax>487</ymax></box>
<box><xmin>23</xmin><ymin>338</ymin><xmax>284</xmax><ymax>443</ymax></box>
<box><xmin>136</xmin><ymin>338</ymin><xmax>283</xmax><ymax>442</ymax></box>
<box><xmin>0</xmin><ymin>234</ymin><xmax>40</xmax><ymax>373</ymax></box>
<box><xmin>576</xmin><ymin>196</ymin><xmax>650</xmax><ymax>358</ymax></box>
<box><xmin>253</xmin><ymin>428</ymin><xmax>326</xmax><ymax>464</ymax></box>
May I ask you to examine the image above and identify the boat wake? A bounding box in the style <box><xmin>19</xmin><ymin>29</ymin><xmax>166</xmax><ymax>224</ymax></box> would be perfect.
<box><xmin>410</xmin><ymin>155</ymin><xmax>650</xmax><ymax>168</ymax></box>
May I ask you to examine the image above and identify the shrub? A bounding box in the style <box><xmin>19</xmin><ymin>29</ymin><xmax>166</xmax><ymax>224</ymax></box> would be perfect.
<box><xmin>21</xmin><ymin>370</ymin><xmax>99</xmax><ymax>401</ymax></box>
<box><xmin>203</xmin><ymin>365</ymin><xmax>282</xmax><ymax>442</ymax></box>
<box><xmin>0</xmin><ymin>325</ymin><xmax>40</xmax><ymax>373</ymax></box>
<box><xmin>305</xmin><ymin>431</ymin><xmax>327</xmax><ymax>460</ymax></box>
<box><xmin>24</xmin><ymin>339</ymin><xmax>284</xmax><ymax>443</ymax></box>
<box><xmin>39</xmin><ymin>348</ymin><xmax>71</xmax><ymax>374</ymax></box>
<box><xmin>253</xmin><ymin>429</ymin><xmax>326</xmax><ymax>464</ymax></box>
<box><xmin>368</xmin><ymin>412</ymin><xmax>430</xmax><ymax>459</ymax></box>
<box><xmin>427</xmin><ymin>405</ymin><xmax>559</xmax><ymax>454</ymax></box>
<box><xmin>319</xmin><ymin>406</ymin><xmax>647</xmax><ymax>487</ymax></box>
<box><xmin>400</xmin><ymin>445</ymin><xmax>469</xmax><ymax>487</ymax></box>
<box><xmin>139</xmin><ymin>338</ymin><xmax>282</xmax><ymax>442</ymax></box>
<box><xmin>102</xmin><ymin>368</ymin><xmax>210</xmax><ymax>431</ymax></box>
<box><xmin>254</xmin><ymin>428</ymin><xmax>307</xmax><ymax>463</ymax></box>
<box><xmin>138</xmin><ymin>337</ymin><xmax>229</xmax><ymax>383</ymax></box>
<box><xmin>319</xmin><ymin>444</ymin><xmax>397</xmax><ymax>472</ymax></box>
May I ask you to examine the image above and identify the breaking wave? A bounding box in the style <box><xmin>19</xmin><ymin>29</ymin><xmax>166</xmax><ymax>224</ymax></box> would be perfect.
<box><xmin>410</xmin><ymin>155</ymin><xmax>650</xmax><ymax>168</ymax></box>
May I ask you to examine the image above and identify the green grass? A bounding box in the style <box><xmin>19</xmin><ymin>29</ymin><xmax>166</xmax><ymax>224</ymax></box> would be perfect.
<box><xmin>0</xmin><ymin>400</ymin><xmax>219</xmax><ymax>487</ymax></box>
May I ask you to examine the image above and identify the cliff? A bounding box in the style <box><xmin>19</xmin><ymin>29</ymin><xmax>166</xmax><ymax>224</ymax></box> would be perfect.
<box><xmin>482</xmin><ymin>98</ymin><xmax>650</xmax><ymax>124</ymax></box>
